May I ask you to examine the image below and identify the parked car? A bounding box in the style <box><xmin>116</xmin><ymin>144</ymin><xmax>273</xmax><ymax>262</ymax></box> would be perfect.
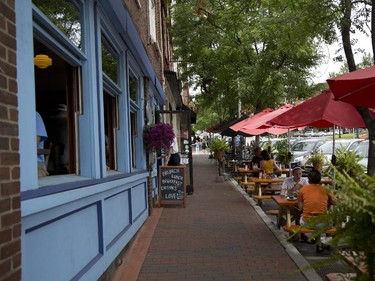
<box><xmin>317</xmin><ymin>139</ymin><xmax>363</xmax><ymax>163</ymax></box>
<box><xmin>290</xmin><ymin>138</ymin><xmax>327</xmax><ymax>167</ymax></box>
<box><xmin>354</xmin><ymin>139</ymin><xmax>369</xmax><ymax>169</ymax></box>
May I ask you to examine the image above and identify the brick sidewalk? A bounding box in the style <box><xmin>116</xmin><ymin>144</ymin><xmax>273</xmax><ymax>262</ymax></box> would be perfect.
<box><xmin>113</xmin><ymin>154</ymin><xmax>322</xmax><ymax>281</ymax></box>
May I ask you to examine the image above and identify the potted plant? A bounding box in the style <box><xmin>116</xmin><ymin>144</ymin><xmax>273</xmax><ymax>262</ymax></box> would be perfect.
<box><xmin>275</xmin><ymin>139</ymin><xmax>293</xmax><ymax>167</ymax></box>
<box><xmin>209</xmin><ymin>138</ymin><xmax>230</xmax><ymax>160</ymax></box>
<box><xmin>305</xmin><ymin>150</ymin><xmax>327</xmax><ymax>172</ymax></box>
<box><xmin>332</xmin><ymin>147</ymin><xmax>365</xmax><ymax>177</ymax></box>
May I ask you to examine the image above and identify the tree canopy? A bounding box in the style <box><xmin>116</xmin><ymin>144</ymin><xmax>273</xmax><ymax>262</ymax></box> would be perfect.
<box><xmin>172</xmin><ymin>0</ymin><xmax>337</xmax><ymax>124</ymax></box>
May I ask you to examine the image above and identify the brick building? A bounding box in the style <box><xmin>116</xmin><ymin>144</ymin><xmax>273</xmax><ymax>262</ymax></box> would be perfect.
<box><xmin>0</xmin><ymin>1</ymin><xmax>21</xmax><ymax>280</ymax></box>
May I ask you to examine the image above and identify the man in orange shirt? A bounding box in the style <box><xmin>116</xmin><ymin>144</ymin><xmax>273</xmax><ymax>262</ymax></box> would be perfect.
<box><xmin>298</xmin><ymin>169</ymin><xmax>335</xmax><ymax>252</ymax></box>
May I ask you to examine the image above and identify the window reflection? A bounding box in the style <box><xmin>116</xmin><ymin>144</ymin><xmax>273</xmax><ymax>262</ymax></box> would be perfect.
<box><xmin>101</xmin><ymin>39</ymin><xmax>118</xmax><ymax>84</ymax></box>
<box><xmin>129</xmin><ymin>73</ymin><xmax>138</xmax><ymax>102</ymax></box>
<box><xmin>32</xmin><ymin>0</ymin><xmax>82</xmax><ymax>48</ymax></box>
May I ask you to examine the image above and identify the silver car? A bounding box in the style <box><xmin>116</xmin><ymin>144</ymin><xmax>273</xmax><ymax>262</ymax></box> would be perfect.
<box><xmin>318</xmin><ymin>139</ymin><xmax>363</xmax><ymax>163</ymax></box>
<box><xmin>291</xmin><ymin>138</ymin><xmax>327</xmax><ymax>167</ymax></box>
<box><xmin>354</xmin><ymin>140</ymin><xmax>369</xmax><ymax>168</ymax></box>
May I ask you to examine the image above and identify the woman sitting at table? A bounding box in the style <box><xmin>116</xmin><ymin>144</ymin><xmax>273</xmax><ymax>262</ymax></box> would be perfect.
<box><xmin>260</xmin><ymin>150</ymin><xmax>280</xmax><ymax>177</ymax></box>
<box><xmin>297</xmin><ymin>170</ymin><xmax>335</xmax><ymax>252</ymax></box>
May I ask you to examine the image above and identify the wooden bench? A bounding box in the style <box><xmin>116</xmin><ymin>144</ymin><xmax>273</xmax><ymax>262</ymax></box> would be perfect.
<box><xmin>246</xmin><ymin>187</ymin><xmax>281</xmax><ymax>193</ymax></box>
<box><xmin>266</xmin><ymin>209</ymin><xmax>280</xmax><ymax>216</ymax></box>
<box><xmin>253</xmin><ymin>195</ymin><xmax>272</xmax><ymax>206</ymax></box>
<box><xmin>262</xmin><ymin>187</ymin><xmax>281</xmax><ymax>194</ymax></box>
<box><xmin>283</xmin><ymin>225</ymin><xmax>337</xmax><ymax>235</ymax></box>
<box><xmin>241</xmin><ymin>182</ymin><xmax>255</xmax><ymax>186</ymax></box>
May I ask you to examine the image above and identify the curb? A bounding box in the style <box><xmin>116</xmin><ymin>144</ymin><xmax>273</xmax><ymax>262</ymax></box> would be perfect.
<box><xmin>228</xmin><ymin>177</ymin><xmax>323</xmax><ymax>281</ymax></box>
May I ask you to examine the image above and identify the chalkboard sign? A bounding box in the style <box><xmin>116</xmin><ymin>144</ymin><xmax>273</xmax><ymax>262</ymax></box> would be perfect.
<box><xmin>158</xmin><ymin>166</ymin><xmax>186</xmax><ymax>207</ymax></box>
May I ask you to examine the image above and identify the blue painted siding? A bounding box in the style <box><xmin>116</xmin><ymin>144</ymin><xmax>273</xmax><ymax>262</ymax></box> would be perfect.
<box><xmin>17</xmin><ymin>0</ymin><xmax>163</xmax><ymax>280</ymax></box>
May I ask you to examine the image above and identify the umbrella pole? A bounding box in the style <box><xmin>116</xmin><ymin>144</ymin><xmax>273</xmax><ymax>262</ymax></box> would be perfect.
<box><xmin>332</xmin><ymin>125</ymin><xmax>336</xmax><ymax>188</ymax></box>
<box><xmin>287</xmin><ymin>129</ymin><xmax>291</xmax><ymax>174</ymax></box>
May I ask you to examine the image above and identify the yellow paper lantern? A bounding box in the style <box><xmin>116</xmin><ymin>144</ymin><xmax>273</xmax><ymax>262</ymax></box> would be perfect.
<box><xmin>34</xmin><ymin>54</ymin><xmax>53</xmax><ymax>69</ymax></box>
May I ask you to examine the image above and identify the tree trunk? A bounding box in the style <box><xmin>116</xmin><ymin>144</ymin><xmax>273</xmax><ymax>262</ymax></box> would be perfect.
<box><xmin>340</xmin><ymin>0</ymin><xmax>375</xmax><ymax>175</ymax></box>
<box><xmin>357</xmin><ymin>107</ymin><xmax>375</xmax><ymax>175</ymax></box>
<box><xmin>340</xmin><ymin>0</ymin><xmax>356</xmax><ymax>72</ymax></box>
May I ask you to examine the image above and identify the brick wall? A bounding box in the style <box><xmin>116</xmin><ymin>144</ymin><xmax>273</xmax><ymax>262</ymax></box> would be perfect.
<box><xmin>124</xmin><ymin>0</ymin><xmax>165</xmax><ymax>84</ymax></box>
<box><xmin>0</xmin><ymin>1</ymin><xmax>21</xmax><ymax>281</ymax></box>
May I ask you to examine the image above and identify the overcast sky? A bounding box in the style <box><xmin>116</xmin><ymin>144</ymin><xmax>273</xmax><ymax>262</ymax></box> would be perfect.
<box><xmin>312</xmin><ymin>32</ymin><xmax>372</xmax><ymax>84</ymax></box>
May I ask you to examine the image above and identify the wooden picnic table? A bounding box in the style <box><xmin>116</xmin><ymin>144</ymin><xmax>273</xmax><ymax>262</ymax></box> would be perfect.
<box><xmin>272</xmin><ymin>195</ymin><xmax>298</xmax><ymax>228</ymax></box>
<box><xmin>250</xmin><ymin>177</ymin><xmax>285</xmax><ymax>196</ymax></box>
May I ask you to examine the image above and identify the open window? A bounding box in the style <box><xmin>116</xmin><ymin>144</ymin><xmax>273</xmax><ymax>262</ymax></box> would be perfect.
<box><xmin>34</xmin><ymin>39</ymin><xmax>80</xmax><ymax>176</ymax></box>
<box><xmin>104</xmin><ymin>92</ymin><xmax>118</xmax><ymax>170</ymax></box>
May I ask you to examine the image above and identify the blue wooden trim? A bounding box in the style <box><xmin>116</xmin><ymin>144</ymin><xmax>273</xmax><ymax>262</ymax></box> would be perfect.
<box><xmin>71</xmin><ymin>201</ymin><xmax>104</xmax><ymax>281</ymax></box>
<box><xmin>71</xmin><ymin>252</ymin><xmax>103</xmax><ymax>281</ymax></box>
<box><xmin>25</xmin><ymin>202</ymin><xmax>105</xmax><ymax>280</ymax></box>
<box><xmin>104</xmin><ymin>190</ymin><xmax>131</xmax><ymax>250</ymax></box>
<box><xmin>105</xmin><ymin>223</ymin><xmax>131</xmax><ymax>251</ymax></box>
<box><xmin>25</xmin><ymin>202</ymin><xmax>99</xmax><ymax>234</ymax></box>
<box><xmin>21</xmin><ymin>170</ymin><xmax>147</xmax><ymax>201</ymax></box>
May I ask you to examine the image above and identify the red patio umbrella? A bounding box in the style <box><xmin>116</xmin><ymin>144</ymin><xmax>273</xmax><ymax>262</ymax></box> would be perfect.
<box><xmin>267</xmin><ymin>90</ymin><xmax>368</xmax><ymax>183</ymax></box>
<box><xmin>230</xmin><ymin>108</ymin><xmax>274</xmax><ymax>132</ymax></box>
<box><xmin>238</xmin><ymin>126</ymin><xmax>290</xmax><ymax>136</ymax></box>
<box><xmin>327</xmin><ymin>65</ymin><xmax>375</xmax><ymax>108</ymax></box>
<box><xmin>239</xmin><ymin>104</ymin><xmax>294</xmax><ymax>131</ymax></box>
<box><xmin>268</xmin><ymin>90</ymin><xmax>367</xmax><ymax>129</ymax></box>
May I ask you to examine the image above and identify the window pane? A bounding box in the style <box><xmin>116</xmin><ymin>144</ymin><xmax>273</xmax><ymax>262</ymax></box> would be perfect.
<box><xmin>104</xmin><ymin>92</ymin><xmax>118</xmax><ymax>171</ymax></box>
<box><xmin>33</xmin><ymin>0</ymin><xmax>82</xmax><ymax>48</ymax></box>
<box><xmin>129</xmin><ymin>74</ymin><xmax>137</xmax><ymax>102</ymax></box>
<box><xmin>101</xmin><ymin>39</ymin><xmax>118</xmax><ymax>84</ymax></box>
<box><xmin>131</xmin><ymin>112</ymin><xmax>137</xmax><ymax>168</ymax></box>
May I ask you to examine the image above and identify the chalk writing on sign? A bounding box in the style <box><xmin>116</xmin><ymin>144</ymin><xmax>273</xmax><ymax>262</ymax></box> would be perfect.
<box><xmin>159</xmin><ymin>166</ymin><xmax>185</xmax><ymax>202</ymax></box>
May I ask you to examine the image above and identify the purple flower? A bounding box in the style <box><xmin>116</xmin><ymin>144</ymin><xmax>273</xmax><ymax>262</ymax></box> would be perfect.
<box><xmin>144</xmin><ymin>123</ymin><xmax>175</xmax><ymax>151</ymax></box>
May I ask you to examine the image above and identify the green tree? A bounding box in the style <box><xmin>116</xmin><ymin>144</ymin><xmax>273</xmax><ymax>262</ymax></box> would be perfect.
<box><xmin>172</xmin><ymin>0</ymin><xmax>337</xmax><ymax>123</ymax></box>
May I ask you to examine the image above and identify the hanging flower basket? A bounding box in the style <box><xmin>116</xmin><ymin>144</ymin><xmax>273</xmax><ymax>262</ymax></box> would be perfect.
<box><xmin>144</xmin><ymin>123</ymin><xmax>175</xmax><ymax>154</ymax></box>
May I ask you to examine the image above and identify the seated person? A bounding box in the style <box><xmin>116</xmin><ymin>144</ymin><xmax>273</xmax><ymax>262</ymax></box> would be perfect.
<box><xmin>251</xmin><ymin>147</ymin><xmax>262</xmax><ymax>169</ymax></box>
<box><xmin>281</xmin><ymin>166</ymin><xmax>308</xmax><ymax>196</ymax></box>
<box><xmin>281</xmin><ymin>166</ymin><xmax>308</xmax><ymax>224</ymax></box>
<box><xmin>250</xmin><ymin>147</ymin><xmax>262</xmax><ymax>177</ymax></box>
<box><xmin>36</xmin><ymin>112</ymin><xmax>48</xmax><ymax>177</ymax></box>
<box><xmin>298</xmin><ymin>170</ymin><xmax>335</xmax><ymax>251</ymax></box>
<box><xmin>260</xmin><ymin>150</ymin><xmax>280</xmax><ymax>177</ymax></box>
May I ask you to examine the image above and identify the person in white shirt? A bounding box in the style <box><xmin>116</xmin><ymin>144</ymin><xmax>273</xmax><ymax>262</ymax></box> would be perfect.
<box><xmin>281</xmin><ymin>166</ymin><xmax>308</xmax><ymax>196</ymax></box>
<box><xmin>281</xmin><ymin>166</ymin><xmax>308</xmax><ymax>225</ymax></box>
<box><xmin>36</xmin><ymin>112</ymin><xmax>48</xmax><ymax>177</ymax></box>
<box><xmin>167</xmin><ymin>137</ymin><xmax>180</xmax><ymax>166</ymax></box>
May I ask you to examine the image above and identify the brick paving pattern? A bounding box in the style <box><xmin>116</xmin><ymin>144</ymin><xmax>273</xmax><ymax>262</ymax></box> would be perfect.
<box><xmin>136</xmin><ymin>154</ymin><xmax>308</xmax><ymax>281</ymax></box>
